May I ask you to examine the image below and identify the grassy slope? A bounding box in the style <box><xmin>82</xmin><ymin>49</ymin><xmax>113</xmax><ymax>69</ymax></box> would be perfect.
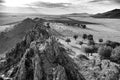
<box><xmin>64</xmin><ymin>17</ymin><xmax>120</xmax><ymax>42</ymax></box>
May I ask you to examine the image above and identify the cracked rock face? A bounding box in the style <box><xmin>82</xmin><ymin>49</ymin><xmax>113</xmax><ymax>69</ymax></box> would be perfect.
<box><xmin>0</xmin><ymin>22</ymin><xmax>85</xmax><ymax>80</ymax></box>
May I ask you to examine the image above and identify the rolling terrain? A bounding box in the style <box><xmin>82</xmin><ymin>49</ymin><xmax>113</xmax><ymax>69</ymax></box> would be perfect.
<box><xmin>0</xmin><ymin>16</ymin><xmax>120</xmax><ymax>80</ymax></box>
<box><xmin>91</xmin><ymin>9</ymin><xmax>120</xmax><ymax>18</ymax></box>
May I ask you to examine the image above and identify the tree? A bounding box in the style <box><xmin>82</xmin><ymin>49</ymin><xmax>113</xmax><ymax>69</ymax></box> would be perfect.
<box><xmin>111</xmin><ymin>46</ymin><xmax>120</xmax><ymax>62</ymax></box>
<box><xmin>65</xmin><ymin>38</ymin><xmax>71</xmax><ymax>44</ymax></box>
<box><xmin>81</xmin><ymin>46</ymin><xmax>96</xmax><ymax>56</ymax></box>
<box><xmin>73</xmin><ymin>35</ymin><xmax>78</xmax><ymax>40</ymax></box>
<box><xmin>87</xmin><ymin>34</ymin><xmax>93</xmax><ymax>40</ymax></box>
<box><xmin>46</xmin><ymin>23</ymin><xmax>50</xmax><ymax>28</ymax></box>
<box><xmin>98</xmin><ymin>46</ymin><xmax>112</xmax><ymax>59</ymax></box>
<box><xmin>77</xmin><ymin>54</ymin><xmax>89</xmax><ymax>60</ymax></box>
<box><xmin>99</xmin><ymin>39</ymin><xmax>103</xmax><ymax>43</ymax></box>
<box><xmin>79</xmin><ymin>41</ymin><xmax>83</xmax><ymax>45</ymax></box>
<box><xmin>82</xmin><ymin>34</ymin><xmax>87</xmax><ymax>40</ymax></box>
<box><xmin>87</xmin><ymin>40</ymin><xmax>95</xmax><ymax>46</ymax></box>
<box><xmin>81</xmin><ymin>25</ymin><xmax>87</xmax><ymax>29</ymax></box>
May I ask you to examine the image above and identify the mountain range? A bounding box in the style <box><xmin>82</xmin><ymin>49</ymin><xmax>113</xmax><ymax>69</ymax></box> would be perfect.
<box><xmin>91</xmin><ymin>9</ymin><xmax>120</xmax><ymax>18</ymax></box>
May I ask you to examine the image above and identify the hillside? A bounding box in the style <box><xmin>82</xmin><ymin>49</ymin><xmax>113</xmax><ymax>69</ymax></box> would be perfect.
<box><xmin>0</xmin><ymin>20</ymin><xmax>86</xmax><ymax>80</ymax></box>
<box><xmin>92</xmin><ymin>9</ymin><xmax>120</xmax><ymax>18</ymax></box>
<box><xmin>62</xmin><ymin>13</ymin><xmax>90</xmax><ymax>17</ymax></box>
<box><xmin>0</xmin><ymin>17</ymin><xmax>120</xmax><ymax>80</ymax></box>
<box><xmin>0</xmin><ymin>18</ymin><xmax>36</xmax><ymax>54</ymax></box>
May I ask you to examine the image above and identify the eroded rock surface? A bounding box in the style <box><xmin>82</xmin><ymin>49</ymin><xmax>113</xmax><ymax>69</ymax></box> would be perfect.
<box><xmin>0</xmin><ymin>21</ymin><xmax>85</xmax><ymax>80</ymax></box>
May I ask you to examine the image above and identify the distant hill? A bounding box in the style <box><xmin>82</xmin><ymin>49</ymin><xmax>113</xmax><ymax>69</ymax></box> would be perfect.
<box><xmin>62</xmin><ymin>13</ymin><xmax>90</xmax><ymax>17</ymax></box>
<box><xmin>92</xmin><ymin>9</ymin><xmax>120</xmax><ymax>18</ymax></box>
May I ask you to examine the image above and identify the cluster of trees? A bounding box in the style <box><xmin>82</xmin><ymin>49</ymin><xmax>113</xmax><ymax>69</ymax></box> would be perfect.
<box><xmin>65</xmin><ymin>33</ymin><xmax>120</xmax><ymax>63</ymax></box>
<box><xmin>65</xmin><ymin>23</ymin><xmax>87</xmax><ymax>29</ymax></box>
<box><xmin>98</xmin><ymin>40</ymin><xmax>120</xmax><ymax>63</ymax></box>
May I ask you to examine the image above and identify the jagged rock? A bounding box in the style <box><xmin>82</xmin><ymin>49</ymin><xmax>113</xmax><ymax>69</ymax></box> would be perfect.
<box><xmin>76</xmin><ymin>55</ymin><xmax>120</xmax><ymax>80</ymax></box>
<box><xmin>0</xmin><ymin>22</ymin><xmax>85</xmax><ymax>80</ymax></box>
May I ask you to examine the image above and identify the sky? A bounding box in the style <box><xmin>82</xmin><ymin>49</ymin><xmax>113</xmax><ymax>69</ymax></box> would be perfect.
<box><xmin>0</xmin><ymin>0</ymin><xmax>120</xmax><ymax>14</ymax></box>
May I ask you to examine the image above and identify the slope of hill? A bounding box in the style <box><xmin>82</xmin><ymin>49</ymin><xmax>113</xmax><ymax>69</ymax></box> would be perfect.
<box><xmin>0</xmin><ymin>21</ymin><xmax>86</xmax><ymax>80</ymax></box>
<box><xmin>92</xmin><ymin>9</ymin><xmax>120</xmax><ymax>18</ymax></box>
<box><xmin>0</xmin><ymin>18</ymin><xmax>36</xmax><ymax>54</ymax></box>
<box><xmin>0</xmin><ymin>17</ymin><xmax>120</xmax><ymax>80</ymax></box>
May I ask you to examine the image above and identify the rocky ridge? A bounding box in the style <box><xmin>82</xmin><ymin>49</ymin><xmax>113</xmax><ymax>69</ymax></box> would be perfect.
<box><xmin>0</xmin><ymin>19</ymin><xmax>85</xmax><ymax>80</ymax></box>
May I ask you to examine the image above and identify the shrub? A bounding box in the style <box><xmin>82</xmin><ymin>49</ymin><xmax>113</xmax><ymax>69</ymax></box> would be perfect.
<box><xmin>79</xmin><ymin>41</ymin><xmax>83</xmax><ymax>45</ymax></box>
<box><xmin>87</xmin><ymin>40</ymin><xmax>95</xmax><ymax>46</ymax></box>
<box><xmin>98</xmin><ymin>46</ymin><xmax>112</xmax><ymax>59</ymax></box>
<box><xmin>105</xmin><ymin>40</ymin><xmax>120</xmax><ymax>49</ymax></box>
<box><xmin>87</xmin><ymin>34</ymin><xmax>93</xmax><ymax>40</ymax></box>
<box><xmin>77</xmin><ymin>54</ymin><xmax>89</xmax><ymax>60</ymax></box>
<box><xmin>110</xmin><ymin>42</ymin><xmax>120</xmax><ymax>49</ymax></box>
<box><xmin>81</xmin><ymin>45</ymin><xmax>97</xmax><ymax>56</ymax></box>
<box><xmin>81</xmin><ymin>25</ymin><xmax>86</xmax><ymax>29</ymax></box>
<box><xmin>65</xmin><ymin>38</ymin><xmax>71</xmax><ymax>44</ymax></box>
<box><xmin>82</xmin><ymin>34</ymin><xmax>87</xmax><ymax>40</ymax></box>
<box><xmin>99</xmin><ymin>39</ymin><xmax>103</xmax><ymax>43</ymax></box>
<box><xmin>105</xmin><ymin>40</ymin><xmax>112</xmax><ymax>46</ymax></box>
<box><xmin>111</xmin><ymin>46</ymin><xmax>120</xmax><ymax>62</ymax></box>
<box><xmin>73</xmin><ymin>35</ymin><xmax>78</xmax><ymax>40</ymax></box>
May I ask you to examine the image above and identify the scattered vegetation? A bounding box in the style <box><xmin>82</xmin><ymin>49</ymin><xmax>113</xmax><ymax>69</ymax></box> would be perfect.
<box><xmin>81</xmin><ymin>45</ymin><xmax>97</xmax><ymax>56</ymax></box>
<box><xmin>81</xmin><ymin>24</ymin><xmax>87</xmax><ymax>29</ymax></box>
<box><xmin>98</xmin><ymin>46</ymin><xmax>112</xmax><ymax>59</ymax></box>
<box><xmin>111</xmin><ymin>46</ymin><xmax>120</xmax><ymax>63</ymax></box>
<box><xmin>105</xmin><ymin>40</ymin><xmax>120</xmax><ymax>49</ymax></box>
<box><xmin>82</xmin><ymin>34</ymin><xmax>87</xmax><ymax>40</ymax></box>
<box><xmin>87</xmin><ymin>34</ymin><xmax>93</xmax><ymax>40</ymax></box>
<box><xmin>73</xmin><ymin>35</ymin><xmax>78</xmax><ymax>40</ymax></box>
<box><xmin>99</xmin><ymin>39</ymin><xmax>103</xmax><ymax>43</ymax></box>
<box><xmin>79</xmin><ymin>41</ymin><xmax>83</xmax><ymax>45</ymax></box>
<box><xmin>65</xmin><ymin>38</ymin><xmax>71</xmax><ymax>44</ymax></box>
<box><xmin>77</xmin><ymin>54</ymin><xmax>89</xmax><ymax>60</ymax></box>
<box><xmin>87</xmin><ymin>40</ymin><xmax>95</xmax><ymax>46</ymax></box>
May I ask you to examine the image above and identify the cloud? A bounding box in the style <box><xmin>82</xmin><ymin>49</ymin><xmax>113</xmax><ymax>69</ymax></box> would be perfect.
<box><xmin>0</xmin><ymin>0</ymin><xmax>4</xmax><ymax>3</ymax></box>
<box><xmin>89</xmin><ymin>0</ymin><xmax>120</xmax><ymax>4</ymax></box>
<box><xmin>114</xmin><ymin>0</ymin><xmax>120</xmax><ymax>3</ymax></box>
<box><xmin>30</xmin><ymin>2</ymin><xmax>72</xmax><ymax>8</ymax></box>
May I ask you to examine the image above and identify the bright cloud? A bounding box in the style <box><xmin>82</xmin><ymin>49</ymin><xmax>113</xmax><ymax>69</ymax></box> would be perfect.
<box><xmin>0</xmin><ymin>0</ymin><xmax>120</xmax><ymax>14</ymax></box>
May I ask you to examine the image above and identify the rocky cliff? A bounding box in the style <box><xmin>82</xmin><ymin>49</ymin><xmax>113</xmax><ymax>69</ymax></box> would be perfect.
<box><xmin>0</xmin><ymin>20</ymin><xmax>85</xmax><ymax>80</ymax></box>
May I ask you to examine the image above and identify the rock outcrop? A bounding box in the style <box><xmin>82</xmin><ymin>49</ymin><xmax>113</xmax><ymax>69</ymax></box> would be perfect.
<box><xmin>0</xmin><ymin>20</ymin><xmax>85</xmax><ymax>80</ymax></box>
<box><xmin>76</xmin><ymin>55</ymin><xmax>120</xmax><ymax>80</ymax></box>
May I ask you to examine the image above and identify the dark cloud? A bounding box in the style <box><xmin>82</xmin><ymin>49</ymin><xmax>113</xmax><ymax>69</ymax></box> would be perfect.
<box><xmin>89</xmin><ymin>0</ymin><xmax>104</xmax><ymax>3</ymax></box>
<box><xmin>89</xmin><ymin>0</ymin><xmax>120</xmax><ymax>3</ymax></box>
<box><xmin>0</xmin><ymin>0</ymin><xmax>4</xmax><ymax>3</ymax></box>
<box><xmin>115</xmin><ymin>0</ymin><xmax>120</xmax><ymax>3</ymax></box>
<box><xmin>31</xmin><ymin>2</ymin><xmax>72</xmax><ymax>8</ymax></box>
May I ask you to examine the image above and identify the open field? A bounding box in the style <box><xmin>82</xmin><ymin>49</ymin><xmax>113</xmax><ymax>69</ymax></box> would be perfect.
<box><xmin>51</xmin><ymin>16</ymin><xmax>120</xmax><ymax>42</ymax></box>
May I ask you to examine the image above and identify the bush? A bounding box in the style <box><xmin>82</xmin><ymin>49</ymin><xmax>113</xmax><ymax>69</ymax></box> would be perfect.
<box><xmin>65</xmin><ymin>38</ymin><xmax>71</xmax><ymax>44</ymax></box>
<box><xmin>81</xmin><ymin>45</ymin><xmax>97</xmax><ymax>56</ymax></box>
<box><xmin>87</xmin><ymin>40</ymin><xmax>95</xmax><ymax>46</ymax></box>
<box><xmin>105</xmin><ymin>40</ymin><xmax>120</xmax><ymax>49</ymax></box>
<box><xmin>99</xmin><ymin>39</ymin><xmax>103</xmax><ymax>43</ymax></box>
<box><xmin>98</xmin><ymin>46</ymin><xmax>112</xmax><ymax>59</ymax></box>
<box><xmin>73</xmin><ymin>35</ymin><xmax>78</xmax><ymax>40</ymax></box>
<box><xmin>79</xmin><ymin>41</ymin><xmax>83</xmax><ymax>45</ymax></box>
<box><xmin>105</xmin><ymin>40</ymin><xmax>112</xmax><ymax>46</ymax></box>
<box><xmin>111</xmin><ymin>46</ymin><xmax>120</xmax><ymax>62</ymax></box>
<box><xmin>82</xmin><ymin>34</ymin><xmax>87</xmax><ymax>40</ymax></box>
<box><xmin>87</xmin><ymin>34</ymin><xmax>93</xmax><ymax>40</ymax></box>
<box><xmin>77</xmin><ymin>54</ymin><xmax>89</xmax><ymax>60</ymax></box>
<box><xmin>81</xmin><ymin>25</ymin><xmax>86</xmax><ymax>29</ymax></box>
